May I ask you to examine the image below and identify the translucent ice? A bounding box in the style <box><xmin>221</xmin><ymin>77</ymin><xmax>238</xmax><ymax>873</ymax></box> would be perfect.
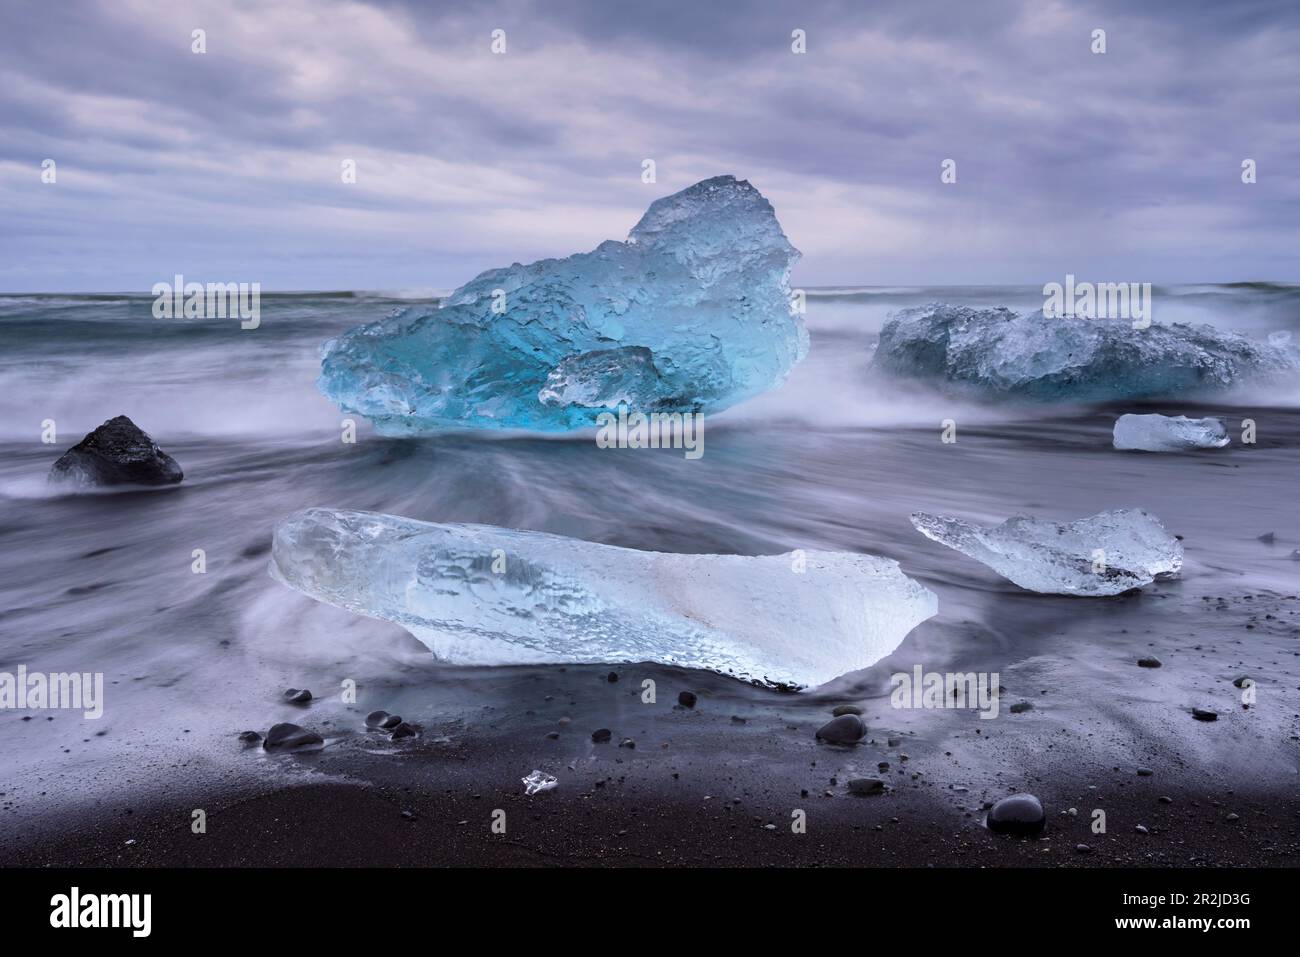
<box><xmin>318</xmin><ymin>176</ymin><xmax>807</xmax><ymax>434</ymax></box>
<box><xmin>522</xmin><ymin>770</ymin><xmax>557</xmax><ymax>795</ymax></box>
<box><xmin>1112</xmin><ymin>413</ymin><xmax>1229</xmax><ymax>451</ymax></box>
<box><xmin>269</xmin><ymin>508</ymin><xmax>937</xmax><ymax>689</ymax></box>
<box><xmin>910</xmin><ymin>509</ymin><xmax>1182</xmax><ymax>596</ymax></box>
<box><xmin>872</xmin><ymin>304</ymin><xmax>1298</xmax><ymax>401</ymax></box>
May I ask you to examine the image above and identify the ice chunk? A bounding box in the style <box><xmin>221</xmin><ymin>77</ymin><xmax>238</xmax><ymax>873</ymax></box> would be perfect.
<box><xmin>318</xmin><ymin>176</ymin><xmax>807</xmax><ymax>434</ymax></box>
<box><xmin>269</xmin><ymin>508</ymin><xmax>937</xmax><ymax>689</ymax></box>
<box><xmin>1112</xmin><ymin>413</ymin><xmax>1229</xmax><ymax>451</ymax></box>
<box><xmin>522</xmin><ymin>770</ymin><xmax>557</xmax><ymax>795</ymax></box>
<box><xmin>872</xmin><ymin>304</ymin><xmax>1298</xmax><ymax>401</ymax></box>
<box><xmin>910</xmin><ymin>509</ymin><xmax>1182</xmax><ymax>596</ymax></box>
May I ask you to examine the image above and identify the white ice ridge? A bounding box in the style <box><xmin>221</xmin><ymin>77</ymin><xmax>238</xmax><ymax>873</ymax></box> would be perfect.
<box><xmin>911</xmin><ymin>509</ymin><xmax>1183</xmax><ymax>596</ymax></box>
<box><xmin>1113</xmin><ymin>413</ymin><xmax>1229</xmax><ymax>451</ymax></box>
<box><xmin>269</xmin><ymin>508</ymin><xmax>937</xmax><ymax>689</ymax></box>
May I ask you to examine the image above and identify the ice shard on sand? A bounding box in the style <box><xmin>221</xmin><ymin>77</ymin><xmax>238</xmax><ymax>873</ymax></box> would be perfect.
<box><xmin>270</xmin><ymin>508</ymin><xmax>937</xmax><ymax>689</ymax></box>
<box><xmin>911</xmin><ymin>509</ymin><xmax>1182</xmax><ymax>596</ymax></box>
<box><xmin>1112</xmin><ymin>413</ymin><xmax>1229</xmax><ymax>451</ymax></box>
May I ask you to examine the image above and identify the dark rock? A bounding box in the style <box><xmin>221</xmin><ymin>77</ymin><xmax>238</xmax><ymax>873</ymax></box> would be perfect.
<box><xmin>1136</xmin><ymin>767</ymin><xmax>1153</xmax><ymax>776</ymax></box>
<box><xmin>1257</xmin><ymin>532</ymin><xmax>1275</xmax><ymax>543</ymax></box>
<box><xmin>365</xmin><ymin>710</ymin><xmax>402</xmax><ymax>730</ymax></box>
<box><xmin>237</xmin><ymin>731</ymin><xmax>262</xmax><ymax>744</ymax></box>
<box><xmin>1008</xmin><ymin>701</ymin><xmax>1033</xmax><ymax>714</ymax></box>
<box><xmin>1232</xmin><ymin>676</ymin><xmax>1253</xmax><ymax>688</ymax></box>
<box><xmin>677</xmin><ymin>691</ymin><xmax>697</xmax><ymax>708</ymax></box>
<box><xmin>592</xmin><ymin>728</ymin><xmax>612</xmax><ymax>743</ymax></box>
<box><xmin>544</xmin><ymin>731</ymin><xmax>560</xmax><ymax>740</ymax></box>
<box><xmin>606</xmin><ymin>671</ymin><xmax>619</xmax><ymax>683</ymax></box>
<box><xmin>1075</xmin><ymin>843</ymin><xmax>1092</xmax><ymax>854</ymax></box>
<box><xmin>49</xmin><ymin>416</ymin><xmax>183</xmax><ymax>487</ymax></box>
<box><xmin>283</xmin><ymin>688</ymin><xmax>312</xmax><ymax>705</ymax></box>
<box><xmin>1192</xmin><ymin>708</ymin><xmax>1218</xmax><ymax>721</ymax></box>
<box><xmin>618</xmin><ymin>738</ymin><xmax>636</xmax><ymax>749</ymax></box>
<box><xmin>986</xmin><ymin>794</ymin><xmax>1046</xmax><ymax>836</ymax></box>
<box><xmin>847</xmin><ymin>777</ymin><xmax>885</xmax><ymax>795</ymax></box>
<box><xmin>815</xmin><ymin>714</ymin><xmax>866</xmax><ymax>745</ymax></box>
<box><xmin>831</xmin><ymin>704</ymin><xmax>863</xmax><ymax>717</ymax></box>
<box><xmin>389</xmin><ymin>722</ymin><xmax>418</xmax><ymax>740</ymax></box>
<box><xmin>263</xmin><ymin>723</ymin><xmax>324</xmax><ymax>753</ymax></box>
<box><xmin>1137</xmin><ymin>656</ymin><xmax>1162</xmax><ymax>668</ymax></box>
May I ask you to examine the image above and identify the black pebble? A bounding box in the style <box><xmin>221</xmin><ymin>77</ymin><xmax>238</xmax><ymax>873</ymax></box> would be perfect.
<box><xmin>986</xmin><ymin>794</ymin><xmax>1046</xmax><ymax>837</ymax></box>
<box><xmin>1137</xmin><ymin>656</ymin><xmax>1162</xmax><ymax>668</ymax></box>
<box><xmin>283</xmin><ymin>688</ymin><xmax>312</xmax><ymax>705</ymax></box>
<box><xmin>263</xmin><ymin>723</ymin><xmax>324</xmax><ymax>753</ymax></box>
<box><xmin>592</xmin><ymin>728</ymin><xmax>612</xmax><ymax>743</ymax></box>
<box><xmin>677</xmin><ymin>691</ymin><xmax>698</xmax><ymax>708</ymax></box>
<box><xmin>815</xmin><ymin>714</ymin><xmax>866</xmax><ymax>745</ymax></box>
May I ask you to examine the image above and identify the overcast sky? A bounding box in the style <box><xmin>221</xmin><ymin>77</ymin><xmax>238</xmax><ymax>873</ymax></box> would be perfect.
<box><xmin>1</xmin><ymin>0</ymin><xmax>1296</xmax><ymax>291</ymax></box>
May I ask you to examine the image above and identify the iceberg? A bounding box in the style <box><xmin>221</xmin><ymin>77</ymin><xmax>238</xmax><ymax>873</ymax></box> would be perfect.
<box><xmin>1112</xmin><ymin>413</ymin><xmax>1229</xmax><ymax>451</ymax></box>
<box><xmin>318</xmin><ymin>176</ymin><xmax>807</xmax><ymax>434</ymax></box>
<box><xmin>872</xmin><ymin>304</ymin><xmax>1298</xmax><ymax>401</ymax></box>
<box><xmin>910</xmin><ymin>509</ymin><xmax>1182</xmax><ymax>596</ymax></box>
<box><xmin>269</xmin><ymin>508</ymin><xmax>937</xmax><ymax>689</ymax></box>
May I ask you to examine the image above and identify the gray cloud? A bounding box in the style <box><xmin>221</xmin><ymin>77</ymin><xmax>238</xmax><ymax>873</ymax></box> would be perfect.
<box><xmin>0</xmin><ymin>0</ymin><xmax>1296</xmax><ymax>291</ymax></box>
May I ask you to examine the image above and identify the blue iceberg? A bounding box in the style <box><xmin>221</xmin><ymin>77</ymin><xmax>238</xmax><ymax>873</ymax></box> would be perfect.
<box><xmin>269</xmin><ymin>508</ymin><xmax>938</xmax><ymax>689</ymax></box>
<box><xmin>872</xmin><ymin>303</ymin><xmax>1299</xmax><ymax>402</ymax></box>
<box><xmin>318</xmin><ymin>176</ymin><xmax>807</xmax><ymax>433</ymax></box>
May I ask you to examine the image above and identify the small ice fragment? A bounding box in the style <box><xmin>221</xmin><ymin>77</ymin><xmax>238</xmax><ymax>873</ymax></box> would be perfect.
<box><xmin>269</xmin><ymin>508</ymin><xmax>937</xmax><ymax>689</ymax></box>
<box><xmin>1112</xmin><ymin>413</ymin><xmax>1229</xmax><ymax>451</ymax></box>
<box><xmin>522</xmin><ymin>770</ymin><xmax>558</xmax><ymax>795</ymax></box>
<box><xmin>910</xmin><ymin>508</ymin><xmax>1182</xmax><ymax>596</ymax></box>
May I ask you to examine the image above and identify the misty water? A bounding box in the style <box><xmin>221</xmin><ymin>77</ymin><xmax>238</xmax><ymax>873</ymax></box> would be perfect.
<box><xmin>2</xmin><ymin>285</ymin><xmax>1298</xmax><ymax>823</ymax></box>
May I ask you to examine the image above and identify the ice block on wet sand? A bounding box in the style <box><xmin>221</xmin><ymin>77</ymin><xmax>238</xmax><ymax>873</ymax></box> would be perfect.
<box><xmin>270</xmin><ymin>508</ymin><xmax>937</xmax><ymax>689</ymax></box>
<box><xmin>911</xmin><ymin>508</ymin><xmax>1182</xmax><ymax>596</ymax></box>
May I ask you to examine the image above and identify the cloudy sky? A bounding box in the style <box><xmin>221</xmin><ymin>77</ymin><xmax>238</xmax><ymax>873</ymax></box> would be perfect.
<box><xmin>1</xmin><ymin>0</ymin><xmax>1296</xmax><ymax>291</ymax></box>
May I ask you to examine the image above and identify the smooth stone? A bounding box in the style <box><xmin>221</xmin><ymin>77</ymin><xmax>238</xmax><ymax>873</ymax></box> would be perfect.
<box><xmin>1232</xmin><ymin>676</ymin><xmax>1253</xmax><ymax>688</ymax></box>
<box><xmin>1009</xmin><ymin>701</ymin><xmax>1033</xmax><ymax>714</ymax></box>
<box><xmin>831</xmin><ymin>704</ymin><xmax>863</xmax><ymax>717</ymax></box>
<box><xmin>1192</xmin><ymin>708</ymin><xmax>1218</xmax><ymax>721</ymax></box>
<box><xmin>677</xmin><ymin>691</ymin><xmax>698</xmax><ymax>709</ymax></box>
<box><xmin>618</xmin><ymin>738</ymin><xmax>636</xmax><ymax>749</ymax></box>
<box><xmin>365</xmin><ymin>710</ymin><xmax>402</xmax><ymax>730</ymax></box>
<box><xmin>48</xmin><ymin>415</ymin><xmax>184</xmax><ymax>487</ymax></box>
<box><xmin>283</xmin><ymin>688</ymin><xmax>312</xmax><ymax>704</ymax></box>
<box><xmin>986</xmin><ymin>794</ymin><xmax>1046</xmax><ymax>836</ymax></box>
<box><xmin>389</xmin><ymin>722</ymin><xmax>418</xmax><ymax>740</ymax></box>
<box><xmin>1137</xmin><ymin>656</ymin><xmax>1162</xmax><ymax>668</ymax></box>
<box><xmin>1137</xmin><ymin>767</ymin><xmax>1153</xmax><ymax>776</ymax></box>
<box><xmin>263</xmin><ymin>723</ymin><xmax>324</xmax><ymax>753</ymax></box>
<box><xmin>847</xmin><ymin>777</ymin><xmax>885</xmax><ymax>795</ymax></box>
<box><xmin>237</xmin><ymin>731</ymin><xmax>262</xmax><ymax>744</ymax></box>
<box><xmin>815</xmin><ymin>714</ymin><xmax>866</xmax><ymax>745</ymax></box>
<box><xmin>592</xmin><ymin>728</ymin><xmax>612</xmax><ymax>743</ymax></box>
